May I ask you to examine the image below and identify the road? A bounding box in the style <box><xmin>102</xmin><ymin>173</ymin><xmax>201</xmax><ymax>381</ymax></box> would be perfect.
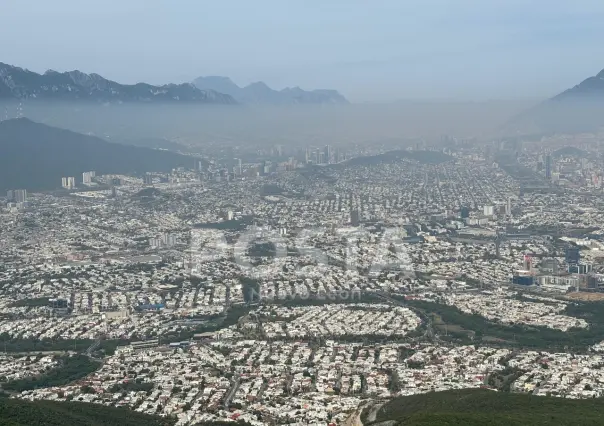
<box><xmin>224</xmin><ymin>374</ymin><xmax>240</xmax><ymax>408</ymax></box>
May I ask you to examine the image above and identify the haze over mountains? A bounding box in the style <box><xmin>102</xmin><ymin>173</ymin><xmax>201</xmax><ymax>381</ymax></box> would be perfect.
<box><xmin>193</xmin><ymin>76</ymin><xmax>349</xmax><ymax>105</ymax></box>
<box><xmin>506</xmin><ymin>67</ymin><xmax>604</xmax><ymax>134</ymax></box>
<box><xmin>552</xmin><ymin>68</ymin><xmax>604</xmax><ymax>101</ymax></box>
<box><xmin>0</xmin><ymin>118</ymin><xmax>194</xmax><ymax>192</ymax></box>
<box><xmin>0</xmin><ymin>63</ymin><xmax>236</xmax><ymax>104</ymax></box>
<box><xmin>3</xmin><ymin>59</ymin><xmax>604</xmax><ymax>139</ymax></box>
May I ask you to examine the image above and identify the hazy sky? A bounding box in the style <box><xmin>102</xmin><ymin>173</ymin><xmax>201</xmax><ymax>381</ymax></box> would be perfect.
<box><xmin>2</xmin><ymin>0</ymin><xmax>604</xmax><ymax>102</ymax></box>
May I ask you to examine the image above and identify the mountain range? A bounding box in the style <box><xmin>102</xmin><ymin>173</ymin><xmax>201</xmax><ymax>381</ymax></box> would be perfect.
<box><xmin>0</xmin><ymin>118</ymin><xmax>196</xmax><ymax>192</ymax></box>
<box><xmin>0</xmin><ymin>63</ymin><xmax>236</xmax><ymax>104</ymax></box>
<box><xmin>193</xmin><ymin>76</ymin><xmax>349</xmax><ymax>105</ymax></box>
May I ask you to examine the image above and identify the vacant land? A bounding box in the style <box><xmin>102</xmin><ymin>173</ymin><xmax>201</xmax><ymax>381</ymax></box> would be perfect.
<box><xmin>566</xmin><ymin>292</ymin><xmax>604</xmax><ymax>302</ymax></box>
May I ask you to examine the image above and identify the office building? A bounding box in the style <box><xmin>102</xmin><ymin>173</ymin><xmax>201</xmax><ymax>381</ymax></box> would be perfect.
<box><xmin>565</xmin><ymin>246</ymin><xmax>581</xmax><ymax>265</ymax></box>
<box><xmin>144</xmin><ymin>173</ymin><xmax>153</xmax><ymax>185</ymax></box>
<box><xmin>506</xmin><ymin>197</ymin><xmax>512</xmax><ymax>216</ymax></box>
<box><xmin>545</xmin><ymin>154</ymin><xmax>552</xmax><ymax>180</ymax></box>
<box><xmin>483</xmin><ymin>205</ymin><xmax>494</xmax><ymax>216</ymax></box>
<box><xmin>350</xmin><ymin>209</ymin><xmax>360</xmax><ymax>226</ymax></box>
<box><xmin>460</xmin><ymin>206</ymin><xmax>470</xmax><ymax>219</ymax></box>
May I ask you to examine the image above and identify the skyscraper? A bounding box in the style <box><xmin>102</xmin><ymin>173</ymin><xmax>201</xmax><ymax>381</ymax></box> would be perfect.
<box><xmin>350</xmin><ymin>209</ymin><xmax>360</xmax><ymax>226</ymax></box>
<box><xmin>62</xmin><ymin>177</ymin><xmax>76</xmax><ymax>189</ymax></box>
<box><xmin>545</xmin><ymin>154</ymin><xmax>552</xmax><ymax>180</ymax></box>
<box><xmin>565</xmin><ymin>246</ymin><xmax>581</xmax><ymax>265</ymax></box>
<box><xmin>14</xmin><ymin>189</ymin><xmax>27</xmax><ymax>203</ymax></box>
<box><xmin>318</xmin><ymin>152</ymin><xmax>325</xmax><ymax>165</ymax></box>
<box><xmin>460</xmin><ymin>206</ymin><xmax>470</xmax><ymax>219</ymax></box>
<box><xmin>82</xmin><ymin>171</ymin><xmax>95</xmax><ymax>184</ymax></box>
<box><xmin>324</xmin><ymin>145</ymin><xmax>332</xmax><ymax>164</ymax></box>
<box><xmin>506</xmin><ymin>197</ymin><xmax>512</xmax><ymax>216</ymax></box>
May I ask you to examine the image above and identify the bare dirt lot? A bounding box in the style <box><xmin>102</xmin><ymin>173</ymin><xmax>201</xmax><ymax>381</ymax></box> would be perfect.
<box><xmin>566</xmin><ymin>292</ymin><xmax>604</xmax><ymax>302</ymax></box>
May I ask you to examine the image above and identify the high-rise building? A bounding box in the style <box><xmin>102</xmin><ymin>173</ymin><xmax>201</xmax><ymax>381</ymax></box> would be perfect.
<box><xmin>545</xmin><ymin>154</ymin><xmax>552</xmax><ymax>180</ymax></box>
<box><xmin>460</xmin><ymin>206</ymin><xmax>470</xmax><ymax>219</ymax></box>
<box><xmin>350</xmin><ymin>209</ymin><xmax>360</xmax><ymax>226</ymax></box>
<box><xmin>14</xmin><ymin>189</ymin><xmax>27</xmax><ymax>203</ymax></box>
<box><xmin>318</xmin><ymin>152</ymin><xmax>325</xmax><ymax>165</ymax></box>
<box><xmin>62</xmin><ymin>177</ymin><xmax>76</xmax><ymax>189</ymax></box>
<box><xmin>506</xmin><ymin>197</ymin><xmax>512</xmax><ymax>216</ymax></box>
<box><xmin>523</xmin><ymin>255</ymin><xmax>532</xmax><ymax>271</ymax></box>
<box><xmin>324</xmin><ymin>145</ymin><xmax>332</xmax><ymax>164</ymax></box>
<box><xmin>6</xmin><ymin>190</ymin><xmax>14</xmax><ymax>201</ymax></box>
<box><xmin>162</xmin><ymin>233</ymin><xmax>177</xmax><ymax>247</ymax></box>
<box><xmin>483</xmin><ymin>205</ymin><xmax>494</xmax><ymax>216</ymax></box>
<box><xmin>144</xmin><ymin>174</ymin><xmax>153</xmax><ymax>185</ymax></box>
<box><xmin>565</xmin><ymin>246</ymin><xmax>581</xmax><ymax>265</ymax></box>
<box><xmin>82</xmin><ymin>171</ymin><xmax>95</xmax><ymax>184</ymax></box>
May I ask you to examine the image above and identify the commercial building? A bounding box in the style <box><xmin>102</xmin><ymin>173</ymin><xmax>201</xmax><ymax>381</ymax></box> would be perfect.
<box><xmin>565</xmin><ymin>246</ymin><xmax>581</xmax><ymax>265</ymax></box>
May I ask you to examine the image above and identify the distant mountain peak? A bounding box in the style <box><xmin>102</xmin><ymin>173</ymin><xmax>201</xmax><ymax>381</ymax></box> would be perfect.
<box><xmin>193</xmin><ymin>75</ymin><xmax>349</xmax><ymax>105</ymax></box>
<box><xmin>0</xmin><ymin>62</ymin><xmax>237</xmax><ymax>104</ymax></box>
<box><xmin>551</xmin><ymin>68</ymin><xmax>604</xmax><ymax>101</ymax></box>
<box><xmin>246</xmin><ymin>81</ymin><xmax>271</xmax><ymax>89</ymax></box>
<box><xmin>505</xmin><ymin>67</ymin><xmax>604</xmax><ymax>134</ymax></box>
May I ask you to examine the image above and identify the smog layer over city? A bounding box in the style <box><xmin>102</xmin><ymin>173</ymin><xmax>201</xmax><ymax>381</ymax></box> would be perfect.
<box><xmin>2</xmin><ymin>2</ymin><xmax>604</xmax><ymax>426</ymax></box>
